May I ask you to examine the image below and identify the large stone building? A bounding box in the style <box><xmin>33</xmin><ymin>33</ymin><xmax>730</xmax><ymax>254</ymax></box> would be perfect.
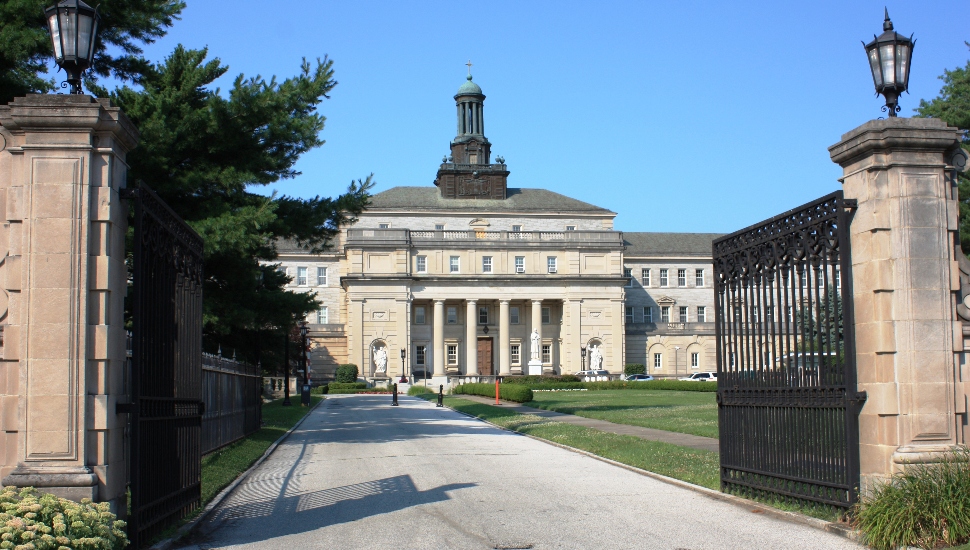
<box><xmin>278</xmin><ymin>75</ymin><xmax>721</xmax><ymax>383</ymax></box>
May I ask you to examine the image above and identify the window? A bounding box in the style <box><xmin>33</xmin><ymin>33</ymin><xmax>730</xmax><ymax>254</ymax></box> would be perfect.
<box><xmin>415</xmin><ymin>306</ymin><xmax>426</xmax><ymax>324</ymax></box>
<box><xmin>447</xmin><ymin>345</ymin><xmax>458</xmax><ymax>365</ymax></box>
<box><xmin>697</xmin><ymin>306</ymin><xmax>706</xmax><ymax>323</ymax></box>
<box><xmin>447</xmin><ymin>306</ymin><xmax>457</xmax><ymax>324</ymax></box>
<box><xmin>512</xmin><ymin>225</ymin><xmax>522</xmax><ymax>232</ymax></box>
<box><xmin>691</xmin><ymin>353</ymin><xmax>699</xmax><ymax>369</ymax></box>
<box><xmin>764</xmin><ymin>305</ymin><xmax>773</xmax><ymax>321</ymax></box>
<box><xmin>542</xmin><ymin>307</ymin><xmax>551</xmax><ymax>324</ymax></box>
<box><xmin>625</xmin><ymin>306</ymin><xmax>634</xmax><ymax>323</ymax></box>
<box><xmin>510</xmin><ymin>307</ymin><xmax>520</xmax><ymax>324</ymax></box>
<box><xmin>379</xmin><ymin>223</ymin><xmax>389</xmax><ymax>229</ymax></box>
<box><xmin>661</xmin><ymin>306</ymin><xmax>670</xmax><ymax>323</ymax></box>
<box><xmin>624</xmin><ymin>268</ymin><xmax>633</xmax><ymax>287</ymax></box>
<box><xmin>542</xmin><ymin>344</ymin><xmax>551</xmax><ymax>364</ymax></box>
<box><xmin>641</xmin><ymin>268</ymin><xmax>650</xmax><ymax>286</ymax></box>
<box><xmin>565</xmin><ymin>225</ymin><xmax>576</xmax><ymax>231</ymax></box>
<box><xmin>644</xmin><ymin>306</ymin><xmax>653</xmax><ymax>322</ymax></box>
<box><xmin>511</xmin><ymin>344</ymin><xmax>520</xmax><ymax>365</ymax></box>
<box><xmin>435</xmin><ymin>224</ymin><xmax>445</xmax><ymax>231</ymax></box>
<box><xmin>450</xmin><ymin>256</ymin><xmax>460</xmax><ymax>273</ymax></box>
<box><xmin>479</xmin><ymin>306</ymin><xmax>488</xmax><ymax>324</ymax></box>
<box><xmin>679</xmin><ymin>306</ymin><xmax>688</xmax><ymax>323</ymax></box>
<box><xmin>296</xmin><ymin>267</ymin><xmax>307</xmax><ymax>286</ymax></box>
<box><xmin>835</xmin><ymin>266</ymin><xmax>841</xmax><ymax>289</ymax></box>
<box><xmin>786</xmin><ymin>306</ymin><xmax>793</xmax><ymax>322</ymax></box>
<box><xmin>416</xmin><ymin>345</ymin><xmax>426</xmax><ymax>366</ymax></box>
<box><xmin>317</xmin><ymin>267</ymin><xmax>328</xmax><ymax>286</ymax></box>
<box><xmin>729</xmin><ymin>352</ymin><xmax>737</xmax><ymax>368</ymax></box>
<box><xmin>653</xmin><ymin>353</ymin><xmax>662</xmax><ymax>370</ymax></box>
<box><xmin>677</xmin><ymin>269</ymin><xmax>687</xmax><ymax>287</ymax></box>
<box><xmin>547</xmin><ymin>256</ymin><xmax>557</xmax><ymax>273</ymax></box>
<box><xmin>482</xmin><ymin>256</ymin><xmax>493</xmax><ymax>273</ymax></box>
<box><xmin>514</xmin><ymin>256</ymin><xmax>525</xmax><ymax>273</ymax></box>
<box><xmin>695</xmin><ymin>269</ymin><xmax>704</xmax><ymax>287</ymax></box>
<box><xmin>416</xmin><ymin>256</ymin><xmax>427</xmax><ymax>273</ymax></box>
<box><xmin>316</xmin><ymin>307</ymin><xmax>328</xmax><ymax>324</ymax></box>
<box><xmin>659</xmin><ymin>268</ymin><xmax>668</xmax><ymax>287</ymax></box>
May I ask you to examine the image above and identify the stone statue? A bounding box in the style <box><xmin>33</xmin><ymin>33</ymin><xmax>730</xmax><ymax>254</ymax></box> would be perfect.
<box><xmin>530</xmin><ymin>329</ymin><xmax>541</xmax><ymax>360</ymax></box>
<box><xmin>590</xmin><ymin>345</ymin><xmax>603</xmax><ymax>371</ymax></box>
<box><xmin>373</xmin><ymin>345</ymin><xmax>387</xmax><ymax>373</ymax></box>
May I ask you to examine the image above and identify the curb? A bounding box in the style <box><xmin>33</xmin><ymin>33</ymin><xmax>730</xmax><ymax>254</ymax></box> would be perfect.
<box><xmin>150</xmin><ymin>398</ymin><xmax>325</xmax><ymax>550</ymax></box>
<box><xmin>432</xmin><ymin>397</ymin><xmax>861</xmax><ymax>543</ymax></box>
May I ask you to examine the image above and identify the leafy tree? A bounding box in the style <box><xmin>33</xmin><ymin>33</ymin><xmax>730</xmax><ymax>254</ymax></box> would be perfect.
<box><xmin>916</xmin><ymin>43</ymin><xmax>970</xmax><ymax>253</ymax></box>
<box><xmin>97</xmin><ymin>46</ymin><xmax>372</xmax><ymax>364</ymax></box>
<box><xmin>0</xmin><ymin>0</ymin><xmax>184</xmax><ymax>104</ymax></box>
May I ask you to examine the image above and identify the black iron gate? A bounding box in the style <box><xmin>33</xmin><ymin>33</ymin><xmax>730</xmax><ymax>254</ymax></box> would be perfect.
<box><xmin>123</xmin><ymin>184</ymin><xmax>204</xmax><ymax>546</ymax></box>
<box><xmin>712</xmin><ymin>190</ymin><xmax>866</xmax><ymax>508</ymax></box>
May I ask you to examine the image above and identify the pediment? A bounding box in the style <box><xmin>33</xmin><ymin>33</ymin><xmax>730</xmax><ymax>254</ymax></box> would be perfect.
<box><xmin>656</xmin><ymin>296</ymin><xmax>677</xmax><ymax>305</ymax></box>
<box><xmin>468</xmin><ymin>218</ymin><xmax>491</xmax><ymax>228</ymax></box>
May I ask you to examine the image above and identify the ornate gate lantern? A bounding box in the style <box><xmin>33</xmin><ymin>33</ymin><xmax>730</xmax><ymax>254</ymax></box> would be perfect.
<box><xmin>45</xmin><ymin>0</ymin><xmax>100</xmax><ymax>94</ymax></box>
<box><xmin>863</xmin><ymin>9</ymin><xmax>915</xmax><ymax>117</ymax></box>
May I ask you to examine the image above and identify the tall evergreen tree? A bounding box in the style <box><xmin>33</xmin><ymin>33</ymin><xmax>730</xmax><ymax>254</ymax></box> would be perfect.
<box><xmin>96</xmin><ymin>46</ymin><xmax>372</xmax><ymax>364</ymax></box>
<box><xmin>0</xmin><ymin>0</ymin><xmax>184</xmax><ymax>103</ymax></box>
<box><xmin>916</xmin><ymin>43</ymin><xmax>970</xmax><ymax>254</ymax></box>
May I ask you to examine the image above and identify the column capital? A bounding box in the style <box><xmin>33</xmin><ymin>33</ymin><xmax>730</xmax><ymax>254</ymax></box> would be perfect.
<box><xmin>434</xmin><ymin>299</ymin><xmax>445</xmax><ymax>305</ymax></box>
<box><xmin>466</xmin><ymin>299</ymin><xmax>477</xmax><ymax>305</ymax></box>
<box><xmin>499</xmin><ymin>299</ymin><xmax>510</xmax><ymax>305</ymax></box>
<box><xmin>532</xmin><ymin>299</ymin><xmax>543</xmax><ymax>305</ymax></box>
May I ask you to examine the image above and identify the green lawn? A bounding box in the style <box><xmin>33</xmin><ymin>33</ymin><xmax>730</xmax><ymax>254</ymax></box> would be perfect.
<box><xmin>442</xmin><ymin>396</ymin><xmax>720</xmax><ymax>490</ymax></box>
<box><xmin>526</xmin><ymin>389</ymin><xmax>718</xmax><ymax>439</ymax></box>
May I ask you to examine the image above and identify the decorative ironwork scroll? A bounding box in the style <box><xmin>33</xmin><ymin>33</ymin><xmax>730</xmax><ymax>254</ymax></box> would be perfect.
<box><xmin>122</xmin><ymin>184</ymin><xmax>204</xmax><ymax>547</ymax></box>
<box><xmin>713</xmin><ymin>190</ymin><xmax>865</xmax><ymax>508</ymax></box>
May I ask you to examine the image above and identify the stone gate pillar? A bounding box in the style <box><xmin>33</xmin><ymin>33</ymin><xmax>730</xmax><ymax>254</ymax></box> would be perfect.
<box><xmin>829</xmin><ymin>117</ymin><xmax>970</xmax><ymax>491</ymax></box>
<box><xmin>0</xmin><ymin>95</ymin><xmax>137</xmax><ymax>514</ymax></box>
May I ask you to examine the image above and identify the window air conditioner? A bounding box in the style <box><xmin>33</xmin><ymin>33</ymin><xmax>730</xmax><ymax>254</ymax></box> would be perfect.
<box><xmin>547</xmin><ymin>267</ymin><xmax>557</xmax><ymax>274</ymax></box>
<box><xmin>516</xmin><ymin>267</ymin><xmax>525</xmax><ymax>274</ymax></box>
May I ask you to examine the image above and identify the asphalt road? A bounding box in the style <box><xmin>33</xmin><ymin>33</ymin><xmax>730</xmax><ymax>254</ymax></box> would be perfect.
<box><xmin>186</xmin><ymin>395</ymin><xmax>863</xmax><ymax>550</ymax></box>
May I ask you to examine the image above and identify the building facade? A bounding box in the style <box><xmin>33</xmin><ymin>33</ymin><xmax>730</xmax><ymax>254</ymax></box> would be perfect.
<box><xmin>277</xmin><ymin>75</ymin><xmax>722</xmax><ymax>382</ymax></box>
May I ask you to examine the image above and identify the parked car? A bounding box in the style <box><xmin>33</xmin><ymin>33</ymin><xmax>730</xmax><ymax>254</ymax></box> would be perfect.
<box><xmin>679</xmin><ymin>372</ymin><xmax>717</xmax><ymax>382</ymax></box>
<box><xmin>624</xmin><ymin>374</ymin><xmax>654</xmax><ymax>382</ymax></box>
<box><xmin>577</xmin><ymin>369</ymin><xmax>611</xmax><ymax>381</ymax></box>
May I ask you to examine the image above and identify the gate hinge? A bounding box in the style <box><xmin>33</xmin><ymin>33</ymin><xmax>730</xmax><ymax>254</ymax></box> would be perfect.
<box><xmin>843</xmin><ymin>199</ymin><xmax>858</xmax><ymax>210</ymax></box>
<box><xmin>852</xmin><ymin>390</ymin><xmax>868</xmax><ymax>404</ymax></box>
<box><xmin>116</xmin><ymin>402</ymin><xmax>133</xmax><ymax>414</ymax></box>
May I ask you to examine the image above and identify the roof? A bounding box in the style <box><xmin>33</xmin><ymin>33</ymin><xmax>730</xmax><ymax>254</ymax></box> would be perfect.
<box><xmin>367</xmin><ymin>186</ymin><xmax>615</xmax><ymax>215</ymax></box>
<box><xmin>622</xmin><ymin>232</ymin><xmax>723</xmax><ymax>257</ymax></box>
<box><xmin>456</xmin><ymin>75</ymin><xmax>483</xmax><ymax>96</ymax></box>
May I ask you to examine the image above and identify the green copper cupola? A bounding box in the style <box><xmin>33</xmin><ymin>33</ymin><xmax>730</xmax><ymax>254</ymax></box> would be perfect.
<box><xmin>456</xmin><ymin>74</ymin><xmax>485</xmax><ymax>136</ymax></box>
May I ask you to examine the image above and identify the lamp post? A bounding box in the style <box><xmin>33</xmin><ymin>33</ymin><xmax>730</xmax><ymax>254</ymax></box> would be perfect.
<box><xmin>45</xmin><ymin>0</ymin><xmax>100</xmax><ymax>94</ymax></box>
<box><xmin>580</xmin><ymin>346</ymin><xmax>587</xmax><ymax>372</ymax></box>
<box><xmin>674</xmin><ymin>346</ymin><xmax>681</xmax><ymax>377</ymax></box>
<box><xmin>400</xmin><ymin>348</ymin><xmax>407</xmax><ymax>383</ymax></box>
<box><xmin>299</xmin><ymin>321</ymin><xmax>309</xmax><ymax>406</ymax></box>
<box><xmin>282</xmin><ymin>329</ymin><xmax>291</xmax><ymax>406</ymax></box>
<box><xmin>863</xmin><ymin>9</ymin><xmax>915</xmax><ymax>117</ymax></box>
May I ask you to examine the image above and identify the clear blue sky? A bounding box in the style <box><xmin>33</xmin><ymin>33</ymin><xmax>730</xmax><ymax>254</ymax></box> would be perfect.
<box><xmin>124</xmin><ymin>0</ymin><xmax>969</xmax><ymax>234</ymax></box>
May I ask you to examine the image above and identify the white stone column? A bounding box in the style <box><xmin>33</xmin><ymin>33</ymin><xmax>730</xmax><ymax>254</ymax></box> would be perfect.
<box><xmin>531</xmin><ymin>300</ymin><xmax>543</xmax><ymax>372</ymax></box>
<box><xmin>499</xmin><ymin>300</ymin><xmax>511</xmax><ymax>375</ymax></box>
<box><xmin>433</xmin><ymin>300</ymin><xmax>445</xmax><ymax>376</ymax></box>
<box><xmin>466</xmin><ymin>300</ymin><xmax>478</xmax><ymax>375</ymax></box>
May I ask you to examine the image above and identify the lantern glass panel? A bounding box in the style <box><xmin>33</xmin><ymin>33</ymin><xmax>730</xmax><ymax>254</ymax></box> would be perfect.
<box><xmin>59</xmin><ymin>10</ymin><xmax>77</xmax><ymax>57</ymax></box>
<box><xmin>879</xmin><ymin>44</ymin><xmax>896</xmax><ymax>86</ymax></box>
<box><xmin>867</xmin><ymin>48</ymin><xmax>882</xmax><ymax>86</ymax></box>
<box><xmin>896</xmin><ymin>43</ymin><xmax>910</xmax><ymax>85</ymax></box>
<box><xmin>76</xmin><ymin>12</ymin><xmax>95</xmax><ymax>61</ymax></box>
<box><xmin>47</xmin><ymin>14</ymin><xmax>62</xmax><ymax>59</ymax></box>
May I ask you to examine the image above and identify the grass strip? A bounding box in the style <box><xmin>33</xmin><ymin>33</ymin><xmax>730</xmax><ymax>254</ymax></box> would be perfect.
<box><xmin>441</xmin><ymin>396</ymin><xmax>720</xmax><ymax>490</ymax></box>
<box><xmin>200</xmin><ymin>396</ymin><xmax>322</xmax><ymax>504</ymax></box>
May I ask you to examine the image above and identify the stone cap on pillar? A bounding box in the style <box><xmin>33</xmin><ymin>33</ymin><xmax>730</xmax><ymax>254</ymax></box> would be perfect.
<box><xmin>0</xmin><ymin>94</ymin><xmax>139</xmax><ymax>152</ymax></box>
<box><xmin>828</xmin><ymin>117</ymin><xmax>963</xmax><ymax>169</ymax></box>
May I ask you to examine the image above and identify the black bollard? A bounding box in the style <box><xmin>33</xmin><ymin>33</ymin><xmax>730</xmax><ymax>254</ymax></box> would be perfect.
<box><xmin>392</xmin><ymin>383</ymin><xmax>399</xmax><ymax>406</ymax></box>
<box><xmin>436</xmin><ymin>384</ymin><xmax>444</xmax><ymax>407</ymax></box>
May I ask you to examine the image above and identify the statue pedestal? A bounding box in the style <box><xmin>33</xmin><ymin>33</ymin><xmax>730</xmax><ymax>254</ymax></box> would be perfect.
<box><xmin>527</xmin><ymin>360</ymin><xmax>543</xmax><ymax>376</ymax></box>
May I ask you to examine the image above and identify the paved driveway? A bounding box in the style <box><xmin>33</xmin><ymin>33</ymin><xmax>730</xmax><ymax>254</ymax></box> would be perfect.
<box><xmin>187</xmin><ymin>395</ymin><xmax>862</xmax><ymax>549</ymax></box>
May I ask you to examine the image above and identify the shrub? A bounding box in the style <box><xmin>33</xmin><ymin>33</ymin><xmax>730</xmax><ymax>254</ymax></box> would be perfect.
<box><xmin>407</xmin><ymin>385</ymin><xmax>435</xmax><ymax>396</ymax></box>
<box><xmin>503</xmin><ymin>375</ymin><xmax>580</xmax><ymax>384</ymax></box>
<box><xmin>311</xmin><ymin>384</ymin><xmax>329</xmax><ymax>395</ymax></box>
<box><xmin>856</xmin><ymin>448</ymin><xmax>970</xmax><ymax>550</ymax></box>
<box><xmin>0</xmin><ymin>486</ymin><xmax>128</xmax><ymax>550</ymax></box>
<box><xmin>328</xmin><ymin>382</ymin><xmax>367</xmax><ymax>390</ymax></box>
<box><xmin>452</xmin><ymin>383</ymin><xmax>533</xmax><ymax>403</ymax></box>
<box><xmin>513</xmin><ymin>379</ymin><xmax>716</xmax><ymax>392</ymax></box>
<box><xmin>624</xmin><ymin>363</ymin><xmax>646</xmax><ymax>375</ymax></box>
<box><xmin>335</xmin><ymin>364</ymin><xmax>359</xmax><ymax>383</ymax></box>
